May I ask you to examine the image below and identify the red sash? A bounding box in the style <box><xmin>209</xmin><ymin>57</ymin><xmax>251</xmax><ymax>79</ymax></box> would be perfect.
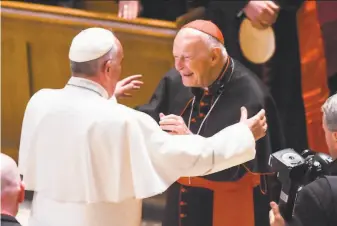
<box><xmin>177</xmin><ymin>173</ymin><xmax>260</xmax><ymax>226</ymax></box>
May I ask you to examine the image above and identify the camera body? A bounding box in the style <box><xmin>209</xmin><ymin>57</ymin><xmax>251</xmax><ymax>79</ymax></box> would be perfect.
<box><xmin>269</xmin><ymin>148</ymin><xmax>333</xmax><ymax>220</ymax></box>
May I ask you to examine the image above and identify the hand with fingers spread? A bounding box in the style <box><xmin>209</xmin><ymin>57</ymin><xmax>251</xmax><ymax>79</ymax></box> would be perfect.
<box><xmin>240</xmin><ymin>106</ymin><xmax>267</xmax><ymax>141</ymax></box>
<box><xmin>118</xmin><ymin>0</ymin><xmax>141</xmax><ymax>20</ymax></box>
<box><xmin>159</xmin><ymin>113</ymin><xmax>192</xmax><ymax>135</ymax></box>
<box><xmin>115</xmin><ymin>74</ymin><xmax>143</xmax><ymax>98</ymax></box>
<box><xmin>243</xmin><ymin>1</ymin><xmax>280</xmax><ymax>29</ymax></box>
<box><xmin>269</xmin><ymin>202</ymin><xmax>285</xmax><ymax>226</ymax></box>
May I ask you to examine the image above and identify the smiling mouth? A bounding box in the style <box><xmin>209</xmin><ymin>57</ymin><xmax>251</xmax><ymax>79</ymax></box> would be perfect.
<box><xmin>182</xmin><ymin>73</ymin><xmax>193</xmax><ymax>77</ymax></box>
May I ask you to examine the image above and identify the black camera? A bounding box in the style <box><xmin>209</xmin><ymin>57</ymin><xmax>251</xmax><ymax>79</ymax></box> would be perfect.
<box><xmin>269</xmin><ymin>148</ymin><xmax>333</xmax><ymax>220</ymax></box>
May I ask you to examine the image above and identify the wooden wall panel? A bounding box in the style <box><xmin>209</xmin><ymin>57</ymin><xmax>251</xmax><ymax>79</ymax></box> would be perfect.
<box><xmin>1</xmin><ymin>36</ymin><xmax>31</xmax><ymax>161</ymax></box>
<box><xmin>116</xmin><ymin>32</ymin><xmax>174</xmax><ymax>107</ymax></box>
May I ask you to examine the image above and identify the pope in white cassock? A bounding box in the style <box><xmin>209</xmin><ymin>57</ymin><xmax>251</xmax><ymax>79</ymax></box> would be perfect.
<box><xmin>18</xmin><ymin>27</ymin><xmax>268</xmax><ymax>226</ymax></box>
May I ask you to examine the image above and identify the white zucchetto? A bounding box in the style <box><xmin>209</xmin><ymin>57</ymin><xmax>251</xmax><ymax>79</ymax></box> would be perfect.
<box><xmin>69</xmin><ymin>27</ymin><xmax>116</xmax><ymax>63</ymax></box>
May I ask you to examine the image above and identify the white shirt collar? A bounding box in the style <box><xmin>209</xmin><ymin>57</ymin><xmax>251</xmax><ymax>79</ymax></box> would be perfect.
<box><xmin>66</xmin><ymin>76</ymin><xmax>109</xmax><ymax>99</ymax></box>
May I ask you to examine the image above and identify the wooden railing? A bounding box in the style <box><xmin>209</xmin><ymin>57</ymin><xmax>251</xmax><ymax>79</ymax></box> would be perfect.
<box><xmin>1</xmin><ymin>1</ymin><xmax>177</xmax><ymax>160</ymax></box>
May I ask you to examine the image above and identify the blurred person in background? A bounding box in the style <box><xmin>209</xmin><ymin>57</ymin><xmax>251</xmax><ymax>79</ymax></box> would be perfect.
<box><xmin>1</xmin><ymin>153</ymin><xmax>25</xmax><ymax>226</ymax></box>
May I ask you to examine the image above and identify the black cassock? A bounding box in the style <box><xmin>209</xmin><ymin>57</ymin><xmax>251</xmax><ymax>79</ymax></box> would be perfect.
<box><xmin>136</xmin><ymin>59</ymin><xmax>285</xmax><ymax>226</ymax></box>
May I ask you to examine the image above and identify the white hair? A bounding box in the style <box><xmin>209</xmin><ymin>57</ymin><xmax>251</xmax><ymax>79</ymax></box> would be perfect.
<box><xmin>182</xmin><ymin>28</ymin><xmax>228</xmax><ymax>57</ymax></box>
<box><xmin>322</xmin><ymin>94</ymin><xmax>337</xmax><ymax>131</ymax></box>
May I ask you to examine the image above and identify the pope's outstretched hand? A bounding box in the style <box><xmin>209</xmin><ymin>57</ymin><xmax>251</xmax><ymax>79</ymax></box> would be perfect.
<box><xmin>114</xmin><ymin>74</ymin><xmax>143</xmax><ymax>98</ymax></box>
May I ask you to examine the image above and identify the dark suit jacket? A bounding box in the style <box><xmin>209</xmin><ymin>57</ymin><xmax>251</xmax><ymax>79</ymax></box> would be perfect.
<box><xmin>1</xmin><ymin>214</ymin><xmax>22</xmax><ymax>226</ymax></box>
<box><xmin>287</xmin><ymin>160</ymin><xmax>337</xmax><ymax>226</ymax></box>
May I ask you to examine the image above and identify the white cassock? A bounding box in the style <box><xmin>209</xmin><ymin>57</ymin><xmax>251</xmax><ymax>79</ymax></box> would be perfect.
<box><xmin>18</xmin><ymin>76</ymin><xmax>256</xmax><ymax>226</ymax></box>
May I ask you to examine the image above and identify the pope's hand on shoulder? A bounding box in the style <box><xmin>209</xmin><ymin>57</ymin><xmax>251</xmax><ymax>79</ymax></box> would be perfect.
<box><xmin>159</xmin><ymin>113</ymin><xmax>192</xmax><ymax>135</ymax></box>
<box><xmin>114</xmin><ymin>74</ymin><xmax>144</xmax><ymax>98</ymax></box>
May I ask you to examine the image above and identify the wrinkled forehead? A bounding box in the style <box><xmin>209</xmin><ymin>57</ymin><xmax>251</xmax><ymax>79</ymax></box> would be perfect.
<box><xmin>173</xmin><ymin>29</ymin><xmax>206</xmax><ymax>55</ymax></box>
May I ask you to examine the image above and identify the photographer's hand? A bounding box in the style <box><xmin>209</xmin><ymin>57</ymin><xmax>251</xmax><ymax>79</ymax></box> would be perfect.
<box><xmin>269</xmin><ymin>202</ymin><xmax>285</xmax><ymax>226</ymax></box>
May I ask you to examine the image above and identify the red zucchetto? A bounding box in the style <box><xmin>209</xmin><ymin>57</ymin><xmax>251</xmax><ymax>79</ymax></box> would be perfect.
<box><xmin>182</xmin><ymin>20</ymin><xmax>225</xmax><ymax>45</ymax></box>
